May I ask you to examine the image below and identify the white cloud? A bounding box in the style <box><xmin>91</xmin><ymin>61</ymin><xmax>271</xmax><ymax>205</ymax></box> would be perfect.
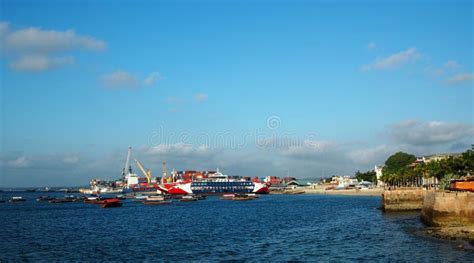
<box><xmin>143</xmin><ymin>72</ymin><xmax>163</xmax><ymax>87</ymax></box>
<box><xmin>0</xmin><ymin>21</ymin><xmax>105</xmax><ymax>72</ymax></box>
<box><xmin>390</xmin><ymin>120</ymin><xmax>474</xmax><ymax>146</ymax></box>
<box><xmin>101</xmin><ymin>70</ymin><xmax>139</xmax><ymax>89</ymax></box>
<box><xmin>195</xmin><ymin>93</ymin><xmax>208</xmax><ymax>102</ymax></box>
<box><xmin>0</xmin><ymin>21</ymin><xmax>9</xmax><ymax>39</ymax></box>
<box><xmin>367</xmin><ymin>42</ymin><xmax>376</xmax><ymax>50</ymax></box>
<box><xmin>7</xmin><ymin>156</ymin><xmax>31</xmax><ymax>168</ymax></box>
<box><xmin>362</xmin><ymin>47</ymin><xmax>420</xmax><ymax>71</ymax></box>
<box><xmin>4</xmin><ymin>27</ymin><xmax>105</xmax><ymax>52</ymax></box>
<box><xmin>10</xmin><ymin>54</ymin><xmax>74</xmax><ymax>71</ymax></box>
<box><xmin>444</xmin><ymin>60</ymin><xmax>461</xmax><ymax>70</ymax></box>
<box><xmin>349</xmin><ymin>145</ymin><xmax>392</xmax><ymax>165</ymax></box>
<box><xmin>446</xmin><ymin>72</ymin><xmax>473</xmax><ymax>85</ymax></box>
<box><xmin>145</xmin><ymin>143</ymin><xmax>212</xmax><ymax>158</ymax></box>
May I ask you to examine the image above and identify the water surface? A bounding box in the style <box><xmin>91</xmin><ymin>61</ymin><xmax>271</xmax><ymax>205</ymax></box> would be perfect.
<box><xmin>0</xmin><ymin>193</ymin><xmax>472</xmax><ymax>261</ymax></box>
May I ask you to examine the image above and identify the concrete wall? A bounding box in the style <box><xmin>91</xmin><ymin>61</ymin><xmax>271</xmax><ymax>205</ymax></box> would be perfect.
<box><xmin>382</xmin><ymin>189</ymin><xmax>426</xmax><ymax>211</ymax></box>
<box><xmin>421</xmin><ymin>191</ymin><xmax>474</xmax><ymax>227</ymax></box>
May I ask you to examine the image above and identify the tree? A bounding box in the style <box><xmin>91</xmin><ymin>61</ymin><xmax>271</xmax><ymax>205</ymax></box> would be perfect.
<box><xmin>355</xmin><ymin>170</ymin><xmax>376</xmax><ymax>182</ymax></box>
<box><xmin>383</xmin><ymin>152</ymin><xmax>416</xmax><ymax>175</ymax></box>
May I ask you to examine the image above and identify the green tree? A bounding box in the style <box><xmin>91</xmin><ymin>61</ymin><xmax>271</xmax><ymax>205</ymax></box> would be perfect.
<box><xmin>355</xmin><ymin>170</ymin><xmax>377</xmax><ymax>182</ymax></box>
<box><xmin>383</xmin><ymin>152</ymin><xmax>417</xmax><ymax>175</ymax></box>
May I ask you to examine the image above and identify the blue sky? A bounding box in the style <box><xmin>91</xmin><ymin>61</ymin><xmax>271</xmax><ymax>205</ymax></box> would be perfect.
<box><xmin>1</xmin><ymin>0</ymin><xmax>473</xmax><ymax>186</ymax></box>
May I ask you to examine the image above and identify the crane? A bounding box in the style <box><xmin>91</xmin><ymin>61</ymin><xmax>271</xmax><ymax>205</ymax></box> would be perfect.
<box><xmin>123</xmin><ymin>146</ymin><xmax>132</xmax><ymax>177</ymax></box>
<box><xmin>134</xmin><ymin>159</ymin><xmax>152</xmax><ymax>184</ymax></box>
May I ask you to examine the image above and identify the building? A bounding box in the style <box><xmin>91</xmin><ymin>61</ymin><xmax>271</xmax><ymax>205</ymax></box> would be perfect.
<box><xmin>374</xmin><ymin>165</ymin><xmax>384</xmax><ymax>186</ymax></box>
<box><xmin>417</xmin><ymin>153</ymin><xmax>462</xmax><ymax>163</ymax></box>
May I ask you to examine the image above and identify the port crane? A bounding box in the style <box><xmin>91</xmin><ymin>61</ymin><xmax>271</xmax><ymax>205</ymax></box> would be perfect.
<box><xmin>135</xmin><ymin>159</ymin><xmax>152</xmax><ymax>184</ymax></box>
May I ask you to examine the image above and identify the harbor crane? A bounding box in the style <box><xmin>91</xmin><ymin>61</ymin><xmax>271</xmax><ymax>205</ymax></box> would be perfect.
<box><xmin>134</xmin><ymin>159</ymin><xmax>152</xmax><ymax>184</ymax></box>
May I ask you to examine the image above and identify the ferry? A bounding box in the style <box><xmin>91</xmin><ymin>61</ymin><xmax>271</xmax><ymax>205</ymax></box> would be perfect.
<box><xmin>166</xmin><ymin>170</ymin><xmax>269</xmax><ymax>195</ymax></box>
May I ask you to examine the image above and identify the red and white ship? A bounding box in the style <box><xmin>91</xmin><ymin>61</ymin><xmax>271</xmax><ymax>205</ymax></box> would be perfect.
<box><xmin>162</xmin><ymin>170</ymin><xmax>269</xmax><ymax>195</ymax></box>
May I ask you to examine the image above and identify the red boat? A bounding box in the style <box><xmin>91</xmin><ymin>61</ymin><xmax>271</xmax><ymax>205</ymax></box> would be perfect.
<box><xmin>101</xmin><ymin>198</ymin><xmax>122</xmax><ymax>208</ymax></box>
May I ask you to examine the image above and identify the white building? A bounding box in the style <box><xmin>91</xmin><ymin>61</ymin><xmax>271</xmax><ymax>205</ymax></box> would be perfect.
<box><xmin>374</xmin><ymin>165</ymin><xmax>384</xmax><ymax>186</ymax></box>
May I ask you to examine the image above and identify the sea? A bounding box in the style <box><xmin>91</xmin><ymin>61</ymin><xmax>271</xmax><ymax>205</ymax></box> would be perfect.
<box><xmin>0</xmin><ymin>192</ymin><xmax>472</xmax><ymax>262</ymax></box>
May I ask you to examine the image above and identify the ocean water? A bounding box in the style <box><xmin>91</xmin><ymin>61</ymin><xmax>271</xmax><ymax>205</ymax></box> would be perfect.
<box><xmin>0</xmin><ymin>193</ymin><xmax>472</xmax><ymax>262</ymax></box>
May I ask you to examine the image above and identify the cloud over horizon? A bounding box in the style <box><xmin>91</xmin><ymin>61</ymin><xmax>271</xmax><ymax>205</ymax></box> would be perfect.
<box><xmin>389</xmin><ymin>120</ymin><xmax>474</xmax><ymax>146</ymax></box>
<box><xmin>0</xmin><ymin>21</ymin><xmax>106</xmax><ymax>72</ymax></box>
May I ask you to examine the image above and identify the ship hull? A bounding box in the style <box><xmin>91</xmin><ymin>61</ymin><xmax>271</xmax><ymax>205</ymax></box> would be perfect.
<box><xmin>167</xmin><ymin>181</ymin><xmax>269</xmax><ymax>195</ymax></box>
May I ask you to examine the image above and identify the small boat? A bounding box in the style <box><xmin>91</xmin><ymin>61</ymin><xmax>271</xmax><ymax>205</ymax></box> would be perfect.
<box><xmin>37</xmin><ymin>196</ymin><xmax>54</xmax><ymax>202</ymax></box>
<box><xmin>134</xmin><ymin>195</ymin><xmax>148</xmax><ymax>200</ymax></box>
<box><xmin>9</xmin><ymin>196</ymin><xmax>26</xmax><ymax>202</ymax></box>
<box><xmin>221</xmin><ymin>194</ymin><xmax>235</xmax><ymax>200</ymax></box>
<box><xmin>101</xmin><ymin>198</ymin><xmax>123</xmax><ymax>208</ymax></box>
<box><xmin>180</xmin><ymin>195</ymin><xmax>198</xmax><ymax>202</ymax></box>
<box><xmin>231</xmin><ymin>194</ymin><xmax>254</xmax><ymax>201</ymax></box>
<box><xmin>145</xmin><ymin>195</ymin><xmax>166</xmax><ymax>201</ymax></box>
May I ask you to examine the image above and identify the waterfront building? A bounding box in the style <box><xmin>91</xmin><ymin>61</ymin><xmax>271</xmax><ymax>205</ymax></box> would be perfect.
<box><xmin>374</xmin><ymin>165</ymin><xmax>384</xmax><ymax>186</ymax></box>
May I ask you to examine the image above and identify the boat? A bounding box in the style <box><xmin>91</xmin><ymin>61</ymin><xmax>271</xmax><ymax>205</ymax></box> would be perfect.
<box><xmin>167</xmin><ymin>170</ymin><xmax>269</xmax><ymax>195</ymax></box>
<box><xmin>180</xmin><ymin>195</ymin><xmax>198</xmax><ymax>202</ymax></box>
<box><xmin>9</xmin><ymin>196</ymin><xmax>26</xmax><ymax>202</ymax></box>
<box><xmin>222</xmin><ymin>193</ymin><xmax>256</xmax><ymax>201</ymax></box>
<box><xmin>231</xmin><ymin>194</ymin><xmax>254</xmax><ymax>201</ymax></box>
<box><xmin>101</xmin><ymin>198</ymin><xmax>123</xmax><ymax>208</ymax></box>
<box><xmin>36</xmin><ymin>196</ymin><xmax>54</xmax><ymax>202</ymax></box>
<box><xmin>145</xmin><ymin>195</ymin><xmax>167</xmax><ymax>201</ymax></box>
<box><xmin>221</xmin><ymin>194</ymin><xmax>236</xmax><ymax>200</ymax></box>
<box><xmin>49</xmin><ymin>195</ymin><xmax>80</xmax><ymax>203</ymax></box>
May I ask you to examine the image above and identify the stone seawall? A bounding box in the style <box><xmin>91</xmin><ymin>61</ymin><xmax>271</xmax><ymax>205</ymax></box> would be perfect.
<box><xmin>382</xmin><ymin>189</ymin><xmax>426</xmax><ymax>211</ymax></box>
<box><xmin>421</xmin><ymin>191</ymin><xmax>474</xmax><ymax>227</ymax></box>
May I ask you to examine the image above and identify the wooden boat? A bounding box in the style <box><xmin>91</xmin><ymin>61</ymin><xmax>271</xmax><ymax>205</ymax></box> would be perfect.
<box><xmin>221</xmin><ymin>194</ymin><xmax>235</xmax><ymax>200</ymax></box>
<box><xmin>180</xmin><ymin>195</ymin><xmax>198</xmax><ymax>202</ymax></box>
<box><xmin>49</xmin><ymin>198</ymin><xmax>74</xmax><ymax>203</ymax></box>
<box><xmin>101</xmin><ymin>198</ymin><xmax>123</xmax><ymax>208</ymax></box>
<box><xmin>231</xmin><ymin>195</ymin><xmax>254</xmax><ymax>201</ymax></box>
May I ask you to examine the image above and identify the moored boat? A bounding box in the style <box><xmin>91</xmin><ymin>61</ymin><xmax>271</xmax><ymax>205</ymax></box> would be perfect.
<box><xmin>37</xmin><ymin>196</ymin><xmax>54</xmax><ymax>202</ymax></box>
<box><xmin>180</xmin><ymin>195</ymin><xmax>198</xmax><ymax>202</ymax></box>
<box><xmin>101</xmin><ymin>198</ymin><xmax>123</xmax><ymax>208</ymax></box>
<box><xmin>9</xmin><ymin>196</ymin><xmax>26</xmax><ymax>202</ymax></box>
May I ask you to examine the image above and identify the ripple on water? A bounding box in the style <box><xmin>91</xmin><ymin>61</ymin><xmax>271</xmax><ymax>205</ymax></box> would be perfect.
<box><xmin>0</xmin><ymin>194</ymin><xmax>473</xmax><ymax>261</ymax></box>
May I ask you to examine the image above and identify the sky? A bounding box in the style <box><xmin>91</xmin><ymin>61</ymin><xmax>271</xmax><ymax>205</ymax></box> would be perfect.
<box><xmin>0</xmin><ymin>0</ymin><xmax>473</xmax><ymax>187</ymax></box>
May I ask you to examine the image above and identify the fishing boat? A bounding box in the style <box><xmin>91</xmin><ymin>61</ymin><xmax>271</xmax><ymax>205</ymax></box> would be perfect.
<box><xmin>9</xmin><ymin>196</ymin><xmax>26</xmax><ymax>202</ymax></box>
<box><xmin>142</xmin><ymin>196</ymin><xmax>171</xmax><ymax>205</ymax></box>
<box><xmin>36</xmin><ymin>196</ymin><xmax>54</xmax><ymax>202</ymax></box>
<box><xmin>180</xmin><ymin>195</ymin><xmax>198</xmax><ymax>202</ymax></box>
<box><xmin>231</xmin><ymin>195</ymin><xmax>254</xmax><ymax>201</ymax></box>
<box><xmin>101</xmin><ymin>198</ymin><xmax>123</xmax><ymax>208</ymax></box>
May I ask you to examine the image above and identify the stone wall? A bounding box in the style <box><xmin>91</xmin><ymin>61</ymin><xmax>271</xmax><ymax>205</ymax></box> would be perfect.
<box><xmin>421</xmin><ymin>191</ymin><xmax>474</xmax><ymax>227</ymax></box>
<box><xmin>382</xmin><ymin>188</ymin><xmax>426</xmax><ymax>211</ymax></box>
